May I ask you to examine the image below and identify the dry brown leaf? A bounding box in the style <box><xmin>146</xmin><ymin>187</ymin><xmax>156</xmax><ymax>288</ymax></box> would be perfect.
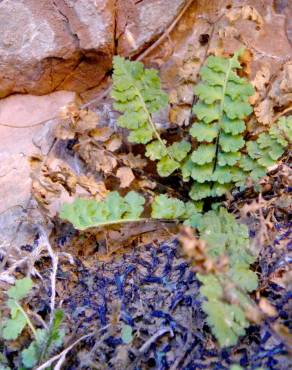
<box><xmin>90</xmin><ymin>126</ymin><xmax>113</xmax><ymax>142</ymax></box>
<box><xmin>177</xmin><ymin>83</ymin><xmax>194</xmax><ymax>105</ymax></box>
<box><xmin>227</xmin><ymin>5</ymin><xmax>263</xmax><ymax>27</ymax></box>
<box><xmin>56</xmin><ymin>104</ymin><xmax>99</xmax><ymax>140</ymax></box>
<box><xmin>116</xmin><ymin>166</ymin><xmax>135</xmax><ymax>188</ymax></box>
<box><xmin>259</xmin><ymin>298</ymin><xmax>277</xmax><ymax>317</ymax></box>
<box><xmin>105</xmin><ymin>135</ymin><xmax>123</xmax><ymax>152</ymax></box>
<box><xmin>138</xmin><ymin>179</ymin><xmax>157</xmax><ymax>190</ymax></box>
<box><xmin>118</xmin><ymin>153</ymin><xmax>147</xmax><ymax>169</ymax></box>
<box><xmin>78</xmin><ymin>176</ymin><xmax>109</xmax><ymax>199</ymax></box>
<box><xmin>169</xmin><ymin>105</ymin><xmax>191</xmax><ymax>126</ymax></box>
<box><xmin>254</xmin><ymin>98</ymin><xmax>273</xmax><ymax>125</ymax></box>
<box><xmin>77</xmin><ymin>141</ymin><xmax>118</xmax><ymax>174</ymax></box>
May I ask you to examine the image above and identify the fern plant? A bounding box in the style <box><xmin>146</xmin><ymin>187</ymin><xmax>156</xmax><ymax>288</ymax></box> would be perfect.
<box><xmin>1</xmin><ymin>278</ymin><xmax>65</xmax><ymax>369</ymax></box>
<box><xmin>60</xmin><ymin>192</ymin><xmax>203</xmax><ymax>230</ymax></box>
<box><xmin>60</xmin><ymin>191</ymin><xmax>146</xmax><ymax>230</ymax></box>
<box><xmin>111</xmin><ymin>56</ymin><xmax>191</xmax><ymax>177</ymax></box>
<box><xmin>190</xmin><ymin>208</ymin><xmax>258</xmax><ymax>346</ymax></box>
<box><xmin>185</xmin><ymin>51</ymin><xmax>255</xmax><ymax>200</ymax></box>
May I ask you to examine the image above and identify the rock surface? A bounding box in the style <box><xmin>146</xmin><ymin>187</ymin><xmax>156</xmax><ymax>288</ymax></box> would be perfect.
<box><xmin>0</xmin><ymin>0</ymin><xmax>188</xmax><ymax>98</ymax></box>
<box><xmin>0</xmin><ymin>0</ymin><xmax>115</xmax><ymax>97</ymax></box>
<box><xmin>0</xmin><ymin>91</ymin><xmax>76</xmax><ymax>249</ymax></box>
<box><xmin>116</xmin><ymin>0</ymin><xmax>188</xmax><ymax>56</ymax></box>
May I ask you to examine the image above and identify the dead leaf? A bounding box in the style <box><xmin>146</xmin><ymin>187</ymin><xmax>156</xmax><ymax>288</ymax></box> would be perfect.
<box><xmin>78</xmin><ymin>176</ymin><xmax>109</xmax><ymax>199</ymax></box>
<box><xmin>227</xmin><ymin>5</ymin><xmax>263</xmax><ymax>27</ymax></box>
<box><xmin>55</xmin><ymin>104</ymin><xmax>99</xmax><ymax>140</ymax></box>
<box><xmin>105</xmin><ymin>135</ymin><xmax>123</xmax><ymax>152</ymax></box>
<box><xmin>116</xmin><ymin>167</ymin><xmax>135</xmax><ymax>188</ymax></box>
<box><xmin>177</xmin><ymin>83</ymin><xmax>194</xmax><ymax>105</ymax></box>
<box><xmin>90</xmin><ymin>126</ymin><xmax>113</xmax><ymax>142</ymax></box>
<box><xmin>76</xmin><ymin>141</ymin><xmax>118</xmax><ymax>174</ymax></box>
<box><xmin>138</xmin><ymin>179</ymin><xmax>157</xmax><ymax>190</ymax></box>
<box><xmin>169</xmin><ymin>105</ymin><xmax>191</xmax><ymax>126</ymax></box>
<box><xmin>259</xmin><ymin>298</ymin><xmax>277</xmax><ymax>317</ymax></box>
<box><xmin>118</xmin><ymin>153</ymin><xmax>147</xmax><ymax>169</ymax></box>
<box><xmin>254</xmin><ymin>99</ymin><xmax>273</xmax><ymax>125</ymax></box>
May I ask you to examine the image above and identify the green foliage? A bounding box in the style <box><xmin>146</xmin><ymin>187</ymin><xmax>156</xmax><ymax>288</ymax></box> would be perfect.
<box><xmin>191</xmin><ymin>208</ymin><xmax>258</xmax><ymax>347</ymax></box>
<box><xmin>242</xmin><ymin>116</ymin><xmax>292</xmax><ymax>177</ymax></box>
<box><xmin>111</xmin><ymin>56</ymin><xmax>168</xmax><ymax>144</ymax></box>
<box><xmin>112</xmin><ymin>56</ymin><xmax>191</xmax><ymax>177</ymax></box>
<box><xmin>2</xmin><ymin>278</ymin><xmax>33</xmax><ymax>340</ymax></box>
<box><xmin>188</xmin><ymin>51</ymin><xmax>255</xmax><ymax>200</ymax></box>
<box><xmin>21</xmin><ymin>310</ymin><xmax>65</xmax><ymax>368</ymax></box>
<box><xmin>60</xmin><ymin>191</ymin><xmax>146</xmax><ymax>230</ymax></box>
<box><xmin>151</xmin><ymin>194</ymin><xmax>202</xmax><ymax>220</ymax></box>
<box><xmin>1</xmin><ymin>278</ymin><xmax>65</xmax><ymax>369</ymax></box>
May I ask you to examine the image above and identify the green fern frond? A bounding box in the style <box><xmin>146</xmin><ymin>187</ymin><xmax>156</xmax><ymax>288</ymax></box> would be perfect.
<box><xmin>189</xmin><ymin>51</ymin><xmax>255</xmax><ymax>199</ymax></box>
<box><xmin>193</xmin><ymin>208</ymin><xmax>258</xmax><ymax>347</ymax></box>
<box><xmin>59</xmin><ymin>191</ymin><xmax>146</xmax><ymax>230</ymax></box>
<box><xmin>241</xmin><ymin>116</ymin><xmax>291</xmax><ymax>180</ymax></box>
<box><xmin>111</xmin><ymin>56</ymin><xmax>168</xmax><ymax>145</ymax></box>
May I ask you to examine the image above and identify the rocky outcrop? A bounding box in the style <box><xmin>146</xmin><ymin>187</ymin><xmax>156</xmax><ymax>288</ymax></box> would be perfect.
<box><xmin>0</xmin><ymin>0</ymin><xmax>115</xmax><ymax>97</ymax></box>
<box><xmin>0</xmin><ymin>0</ymin><xmax>188</xmax><ymax>98</ymax></box>
<box><xmin>0</xmin><ymin>91</ymin><xmax>76</xmax><ymax>249</ymax></box>
<box><xmin>116</xmin><ymin>0</ymin><xmax>187</xmax><ymax>56</ymax></box>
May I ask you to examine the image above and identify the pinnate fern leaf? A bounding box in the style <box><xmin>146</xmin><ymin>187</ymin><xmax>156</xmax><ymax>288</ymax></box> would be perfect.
<box><xmin>59</xmin><ymin>191</ymin><xmax>146</xmax><ymax>230</ymax></box>
<box><xmin>189</xmin><ymin>51</ymin><xmax>254</xmax><ymax>199</ymax></box>
<box><xmin>190</xmin><ymin>208</ymin><xmax>258</xmax><ymax>347</ymax></box>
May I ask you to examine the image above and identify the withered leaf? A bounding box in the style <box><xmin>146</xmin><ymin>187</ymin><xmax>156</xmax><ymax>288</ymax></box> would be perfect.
<box><xmin>118</xmin><ymin>153</ymin><xmax>147</xmax><ymax>169</ymax></box>
<box><xmin>116</xmin><ymin>166</ymin><xmax>135</xmax><ymax>188</ymax></box>
<box><xmin>105</xmin><ymin>135</ymin><xmax>123</xmax><ymax>152</ymax></box>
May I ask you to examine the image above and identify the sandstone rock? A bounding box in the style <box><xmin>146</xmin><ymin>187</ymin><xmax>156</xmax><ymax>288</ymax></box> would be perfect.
<box><xmin>117</xmin><ymin>0</ymin><xmax>188</xmax><ymax>56</ymax></box>
<box><xmin>0</xmin><ymin>91</ymin><xmax>76</xmax><ymax>249</ymax></box>
<box><xmin>0</xmin><ymin>0</ymin><xmax>115</xmax><ymax>97</ymax></box>
<box><xmin>0</xmin><ymin>0</ymin><xmax>190</xmax><ymax>98</ymax></box>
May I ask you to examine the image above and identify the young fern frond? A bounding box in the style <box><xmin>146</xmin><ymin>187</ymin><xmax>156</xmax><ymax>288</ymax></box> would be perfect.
<box><xmin>241</xmin><ymin>116</ymin><xmax>292</xmax><ymax>178</ymax></box>
<box><xmin>111</xmin><ymin>56</ymin><xmax>191</xmax><ymax>177</ymax></box>
<box><xmin>188</xmin><ymin>51</ymin><xmax>255</xmax><ymax>200</ymax></box>
<box><xmin>60</xmin><ymin>191</ymin><xmax>146</xmax><ymax>230</ymax></box>
<box><xmin>60</xmin><ymin>192</ymin><xmax>203</xmax><ymax>230</ymax></box>
<box><xmin>188</xmin><ymin>208</ymin><xmax>258</xmax><ymax>347</ymax></box>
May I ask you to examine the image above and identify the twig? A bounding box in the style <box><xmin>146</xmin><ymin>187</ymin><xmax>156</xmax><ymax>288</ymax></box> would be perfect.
<box><xmin>35</xmin><ymin>332</ymin><xmax>94</xmax><ymax>370</ymax></box>
<box><xmin>138</xmin><ymin>327</ymin><xmax>173</xmax><ymax>354</ymax></box>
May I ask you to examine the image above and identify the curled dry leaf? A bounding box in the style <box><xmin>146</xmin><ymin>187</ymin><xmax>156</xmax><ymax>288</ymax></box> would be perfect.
<box><xmin>138</xmin><ymin>179</ymin><xmax>157</xmax><ymax>190</ymax></box>
<box><xmin>169</xmin><ymin>105</ymin><xmax>192</xmax><ymax>126</ymax></box>
<box><xmin>250</xmin><ymin>64</ymin><xmax>271</xmax><ymax>105</ymax></box>
<box><xmin>116</xmin><ymin>166</ymin><xmax>135</xmax><ymax>188</ymax></box>
<box><xmin>105</xmin><ymin>135</ymin><xmax>123</xmax><ymax>152</ymax></box>
<box><xmin>31</xmin><ymin>156</ymin><xmax>108</xmax><ymax>216</ymax></box>
<box><xmin>56</xmin><ymin>103</ymin><xmax>99</xmax><ymax>140</ymax></box>
<box><xmin>254</xmin><ymin>99</ymin><xmax>273</xmax><ymax>125</ymax></box>
<box><xmin>118</xmin><ymin>153</ymin><xmax>147</xmax><ymax>169</ymax></box>
<box><xmin>259</xmin><ymin>298</ymin><xmax>277</xmax><ymax>317</ymax></box>
<box><xmin>253</xmin><ymin>62</ymin><xmax>292</xmax><ymax>125</ymax></box>
<box><xmin>78</xmin><ymin>176</ymin><xmax>109</xmax><ymax>199</ymax></box>
<box><xmin>227</xmin><ymin>5</ymin><xmax>263</xmax><ymax>28</ymax></box>
<box><xmin>90</xmin><ymin>126</ymin><xmax>113</xmax><ymax>142</ymax></box>
<box><xmin>76</xmin><ymin>140</ymin><xmax>118</xmax><ymax>174</ymax></box>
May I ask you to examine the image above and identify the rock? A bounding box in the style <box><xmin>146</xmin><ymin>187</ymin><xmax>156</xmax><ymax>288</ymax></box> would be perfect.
<box><xmin>0</xmin><ymin>91</ymin><xmax>76</xmax><ymax>249</ymax></box>
<box><xmin>0</xmin><ymin>0</ymin><xmax>190</xmax><ymax>98</ymax></box>
<box><xmin>117</xmin><ymin>0</ymin><xmax>188</xmax><ymax>56</ymax></box>
<box><xmin>0</xmin><ymin>0</ymin><xmax>115</xmax><ymax>97</ymax></box>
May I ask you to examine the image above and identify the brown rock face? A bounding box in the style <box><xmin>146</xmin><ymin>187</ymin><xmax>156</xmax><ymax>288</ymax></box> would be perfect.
<box><xmin>0</xmin><ymin>0</ymin><xmax>188</xmax><ymax>98</ymax></box>
<box><xmin>117</xmin><ymin>0</ymin><xmax>188</xmax><ymax>56</ymax></box>
<box><xmin>0</xmin><ymin>0</ymin><xmax>115</xmax><ymax>97</ymax></box>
